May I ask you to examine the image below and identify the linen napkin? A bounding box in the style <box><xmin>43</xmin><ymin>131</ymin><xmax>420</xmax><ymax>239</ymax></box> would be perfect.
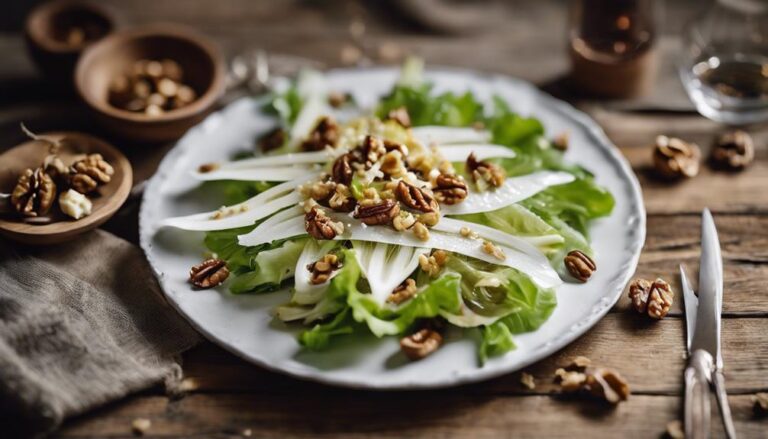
<box><xmin>0</xmin><ymin>229</ymin><xmax>200</xmax><ymax>437</ymax></box>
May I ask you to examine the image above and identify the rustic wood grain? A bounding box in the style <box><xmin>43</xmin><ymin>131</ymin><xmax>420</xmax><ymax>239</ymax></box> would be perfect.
<box><xmin>2</xmin><ymin>0</ymin><xmax>764</xmax><ymax>437</ymax></box>
<box><xmin>58</xmin><ymin>393</ymin><xmax>768</xmax><ymax>439</ymax></box>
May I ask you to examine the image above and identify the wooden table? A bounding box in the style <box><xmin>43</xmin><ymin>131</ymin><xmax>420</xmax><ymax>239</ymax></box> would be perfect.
<box><xmin>1</xmin><ymin>1</ymin><xmax>766</xmax><ymax>437</ymax></box>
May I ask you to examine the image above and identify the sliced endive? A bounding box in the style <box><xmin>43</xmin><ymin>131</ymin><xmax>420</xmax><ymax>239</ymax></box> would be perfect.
<box><xmin>351</xmin><ymin>241</ymin><xmax>429</xmax><ymax>305</ymax></box>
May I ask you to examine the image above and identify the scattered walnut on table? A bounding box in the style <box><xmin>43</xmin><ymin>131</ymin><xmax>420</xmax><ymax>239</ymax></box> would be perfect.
<box><xmin>564</xmin><ymin>250</ymin><xmax>596</xmax><ymax>282</ymax></box>
<box><xmin>396</xmin><ymin>181</ymin><xmax>438</xmax><ymax>213</ymax></box>
<box><xmin>305</xmin><ymin>207</ymin><xmax>345</xmax><ymax>240</ymax></box>
<box><xmin>753</xmin><ymin>392</ymin><xmax>768</xmax><ymax>417</ymax></box>
<box><xmin>354</xmin><ymin>199</ymin><xmax>400</xmax><ymax>226</ymax></box>
<box><xmin>400</xmin><ymin>328</ymin><xmax>443</xmax><ymax>360</ymax></box>
<box><xmin>388</xmin><ymin>278</ymin><xmax>418</xmax><ymax>305</ymax></box>
<box><xmin>520</xmin><ymin>372</ymin><xmax>536</xmax><ymax>390</ymax></box>
<box><xmin>307</xmin><ymin>253</ymin><xmax>341</xmax><ymax>285</ymax></box>
<box><xmin>628</xmin><ymin>277</ymin><xmax>674</xmax><ymax>319</ymax></box>
<box><xmin>466</xmin><ymin>152</ymin><xmax>506</xmax><ymax>190</ymax></box>
<box><xmin>131</xmin><ymin>418</ymin><xmax>151</xmax><ymax>436</ymax></box>
<box><xmin>11</xmin><ymin>167</ymin><xmax>56</xmax><ymax>217</ymax></box>
<box><xmin>711</xmin><ymin>130</ymin><xmax>755</xmax><ymax>171</ymax></box>
<box><xmin>653</xmin><ymin>135</ymin><xmax>701</xmax><ymax>179</ymax></box>
<box><xmin>189</xmin><ymin>258</ymin><xmax>229</xmax><ymax>289</ymax></box>
<box><xmin>555</xmin><ymin>365</ymin><xmax>630</xmax><ymax>405</ymax></box>
<box><xmin>433</xmin><ymin>174</ymin><xmax>468</xmax><ymax>205</ymax></box>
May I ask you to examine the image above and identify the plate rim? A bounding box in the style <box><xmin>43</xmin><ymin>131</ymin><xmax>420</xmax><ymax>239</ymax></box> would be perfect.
<box><xmin>139</xmin><ymin>66</ymin><xmax>646</xmax><ymax>390</ymax></box>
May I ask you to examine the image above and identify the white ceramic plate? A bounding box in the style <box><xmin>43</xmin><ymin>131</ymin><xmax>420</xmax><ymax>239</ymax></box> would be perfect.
<box><xmin>139</xmin><ymin>67</ymin><xmax>645</xmax><ymax>389</ymax></box>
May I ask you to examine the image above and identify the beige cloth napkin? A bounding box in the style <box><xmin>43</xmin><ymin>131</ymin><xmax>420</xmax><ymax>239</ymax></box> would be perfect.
<box><xmin>0</xmin><ymin>229</ymin><xmax>200</xmax><ymax>437</ymax></box>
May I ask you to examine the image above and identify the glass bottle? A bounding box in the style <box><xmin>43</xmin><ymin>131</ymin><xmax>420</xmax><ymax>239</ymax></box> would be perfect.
<box><xmin>569</xmin><ymin>0</ymin><xmax>658</xmax><ymax>98</ymax></box>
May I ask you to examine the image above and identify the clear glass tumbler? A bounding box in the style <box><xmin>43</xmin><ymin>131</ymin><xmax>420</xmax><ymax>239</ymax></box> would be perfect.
<box><xmin>679</xmin><ymin>0</ymin><xmax>768</xmax><ymax>125</ymax></box>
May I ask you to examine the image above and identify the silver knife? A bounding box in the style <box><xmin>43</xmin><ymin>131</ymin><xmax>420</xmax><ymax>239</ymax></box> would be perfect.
<box><xmin>681</xmin><ymin>208</ymin><xmax>736</xmax><ymax>439</ymax></box>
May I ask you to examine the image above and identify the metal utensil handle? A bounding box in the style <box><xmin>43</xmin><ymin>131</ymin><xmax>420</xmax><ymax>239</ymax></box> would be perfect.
<box><xmin>712</xmin><ymin>371</ymin><xmax>737</xmax><ymax>439</ymax></box>
<box><xmin>685</xmin><ymin>350</ymin><xmax>713</xmax><ymax>439</ymax></box>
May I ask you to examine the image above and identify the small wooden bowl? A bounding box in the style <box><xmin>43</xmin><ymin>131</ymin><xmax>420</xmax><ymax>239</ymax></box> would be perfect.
<box><xmin>25</xmin><ymin>0</ymin><xmax>116</xmax><ymax>85</ymax></box>
<box><xmin>0</xmin><ymin>132</ymin><xmax>132</xmax><ymax>245</ymax></box>
<box><xmin>74</xmin><ymin>25</ymin><xmax>226</xmax><ymax>142</ymax></box>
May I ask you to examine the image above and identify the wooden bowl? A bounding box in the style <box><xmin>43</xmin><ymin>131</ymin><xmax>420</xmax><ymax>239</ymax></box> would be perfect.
<box><xmin>74</xmin><ymin>25</ymin><xmax>226</xmax><ymax>142</ymax></box>
<box><xmin>25</xmin><ymin>0</ymin><xmax>116</xmax><ymax>85</ymax></box>
<box><xmin>0</xmin><ymin>132</ymin><xmax>132</xmax><ymax>245</ymax></box>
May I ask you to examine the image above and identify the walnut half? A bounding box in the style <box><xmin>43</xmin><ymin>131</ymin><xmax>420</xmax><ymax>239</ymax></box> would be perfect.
<box><xmin>189</xmin><ymin>258</ymin><xmax>229</xmax><ymax>288</ymax></box>
<box><xmin>628</xmin><ymin>277</ymin><xmax>674</xmax><ymax>319</ymax></box>
<box><xmin>11</xmin><ymin>167</ymin><xmax>56</xmax><ymax>217</ymax></box>
<box><xmin>400</xmin><ymin>328</ymin><xmax>442</xmax><ymax>360</ymax></box>
<box><xmin>555</xmin><ymin>365</ymin><xmax>630</xmax><ymax>404</ymax></box>
<box><xmin>564</xmin><ymin>250</ymin><xmax>596</xmax><ymax>282</ymax></box>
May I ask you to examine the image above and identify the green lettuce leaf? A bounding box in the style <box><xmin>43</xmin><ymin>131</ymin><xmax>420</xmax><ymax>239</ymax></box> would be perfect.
<box><xmin>478</xmin><ymin>321</ymin><xmax>516</xmax><ymax>364</ymax></box>
<box><xmin>298</xmin><ymin>308</ymin><xmax>356</xmax><ymax>350</ymax></box>
<box><xmin>229</xmin><ymin>239</ymin><xmax>307</xmax><ymax>294</ymax></box>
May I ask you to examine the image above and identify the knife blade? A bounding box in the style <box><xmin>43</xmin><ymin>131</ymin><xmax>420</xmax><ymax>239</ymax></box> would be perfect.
<box><xmin>679</xmin><ymin>264</ymin><xmax>698</xmax><ymax>354</ymax></box>
<box><xmin>690</xmin><ymin>208</ymin><xmax>723</xmax><ymax>369</ymax></box>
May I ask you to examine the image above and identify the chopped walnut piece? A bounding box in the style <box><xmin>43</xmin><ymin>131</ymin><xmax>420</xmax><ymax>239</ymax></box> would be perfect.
<box><xmin>466</xmin><ymin>152</ymin><xmax>506</xmax><ymax>190</ymax></box>
<box><xmin>628</xmin><ymin>278</ymin><xmax>674</xmax><ymax>319</ymax></box>
<box><xmin>301</xmin><ymin>116</ymin><xmax>339</xmax><ymax>151</ymax></box>
<box><xmin>328</xmin><ymin>183</ymin><xmax>356</xmax><ymax>212</ymax></box>
<box><xmin>11</xmin><ymin>167</ymin><xmax>56</xmax><ymax>217</ymax></box>
<box><xmin>711</xmin><ymin>130</ymin><xmax>755</xmax><ymax>171</ymax></box>
<box><xmin>388</xmin><ymin>278</ymin><xmax>418</xmax><ymax>304</ymax></box>
<box><xmin>197</xmin><ymin>162</ymin><xmax>219</xmax><ymax>173</ymax></box>
<box><xmin>396</xmin><ymin>181</ymin><xmax>438</xmax><ymax>212</ymax></box>
<box><xmin>327</xmin><ymin>91</ymin><xmax>350</xmax><ymax>108</ymax></box>
<box><xmin>553</xmin><ymin>132</ymin><xmax>569</xmax><ymax>151</ymax></box>
<box><xmin>380</xmin><ymin>150</ymin><xmax>406</xmax><ymax>177</ymax></box>
<box><xmin>653</xmin><ymin>135</ymin><xmax>701</xmax><ymax>179</ymax></box>
<box><xmin>257</xmin><ymin>127</ymin><xmax>286</xmax><ymax>152</ymax></box>
<box><xmin>753</xmin><ymin>392</ymin><xmax>768</xmax><ymax>417</ymax></box>
<box><xmin>386</xmin><ymin>106</ymin><xmax>411</xmax><ymax>128</ymax></box>
<box><xmin>433</xmin><ymin>174</ymin><xmax>468</xmax><ymax>205</ymax></box>
<box><xmin>520</xmin><ymin>372</ymin><xmax>536</xmax><ymax>390</ymax></box>
<box><xmin>331</xmin><ymin>152</ymin><xmax>355</xmax><ymax>185</ymax></box>
<box><xmin>400</xmin><ymin>328</ymin><xmax>442</xmax><ymax>360</ymax></box>
<box><xmin>412</xmin><ymin>221</ymin><xmax>430</xmax><ymax>241</ymax></box>
<box><xmin>189</xmin><ymin>258</ymin><xmax>229</xmax><ymax>288</ymax></box>
<box><xmin>460</xmin><ymin>226</ymin><xmax>479</xmax><ymax>239</ymax></box>
<box><xmin>131</xmin><ymin>418</ymin><xmax>152</xmax><ymax>436</ymax></box>
<box><xmin>556</xmin><ymin>366</ymin><xmax>630</xmax><ymax>404</ymax></box>
<box><xmin>418</xmin><ymin>211</ymin><xmax>440</xmax><ymax>227</ymax></box>
<box><xmin>482</xmin><ymin>240</ymin><xmax>506</xmax><ymax>261</ymax></box>
<box><xmin>355</xmin><ymin>199</ymin><xmax>400</xmax><ymax>226</ymax></box>
<box><xmin>564</xmin><ymin>250</ymin><xmax>596</xmax><ymax>282</ymax></box>
<box><xmin>361</xmin><ymin>135</ymin><xmax>387</xmax><ymax>165</ymax></box>
<box><xmin>392</xmin><ymin>211</ymin><xmax>416</xmax><ymax>231</ymax></box>
<box><xmin>305</xmin><ymin>207</ymin><xmax>344</xmax><ymax>239</ymax></box>
<box><xmin>383</xmin><ymin>139</ymin><xmax>409</xmax><ymax>156</ymax></box>
<box><xmin>307</xmin><ymin>253</ymin><xmax>341</xmax><ymax>284</ymax></box>
<box><xmin>568</xmin><ymin>356</ymin><xmax>592</xmax><ymax>370</ymax></box>
<box><xmin>419</xmin><ymin>250</ymin><xmax>447</xmax><ymax>277</ymax></box>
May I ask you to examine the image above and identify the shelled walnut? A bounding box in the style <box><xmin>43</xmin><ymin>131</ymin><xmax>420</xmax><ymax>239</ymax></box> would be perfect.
<box><xmin>564</xmin><ymin>250</ymin><xmax>596</xmax><ymax>282</ymax></box>
<box><xmin>554</xmin><ymin>358</ymin><xmax>630</xmax><ymax>404</ymax></box>
<box><xmin>307</xmin><ymin>253</ymin><xmax>341</xmax><ymax>284</ymax></box>
<box><xmin>11</xmin><ymin>167</ymin><xmax>56</xmax><ymax>217</ymax></box>
<box><xmin>432</xmin><ymin>174</ymin><xmax>468</xmax><ymax>205</ymax></box>
<box><xmin>354</xmin><ymin>199</ymin><xmax>400</xmax><ymax>226</ymax></box>
<box><xmin>466</xmin><ymin>152</ymin><xmax>505</xmax><ymax>190</ymax></box>
<box><xmin>189</xmin><ymin>258</ymin><xmax>229</xmax><ymax>288</ymax></box>
<box><xmin>301</xmin><ymin>116</ymin><xmax>339</xmax><ymax>151</ymax></box>
<box><xmin>388</xmin><ymin>278</ymin><xmax>418</xmax><ymax>304</ymax></box>
<box><xmin>396</xmin><ymin>181</ymin><xmax>438</xmax><ymax>212</ymax></box>
<box><xmin>305</xmin><ymin>207</ymin><xmax>345</xmax><ymax>239</ymax></box>
<box><xmin>69</xmin><ymin>153</ymin><xmax>114</xmax><ymax>193</ymax></box>
<box><xmin>628</xmin><ymin>277</ymin><xmax>674</xmax><ymax>319</ymax></box>
<box><xmin>400</xmin><ymin>328</ymin><xmax>442</xmax><ymax>360</ymax></box>
<box><xmin>653</xmin><ymin>135</ymin><xmax>701</xmax><ymax>179</ymax></box>
<box><xmin>109</xmin><ymin>58</ymin><xmax>196</xmax><ymax>115</ymax></box>
<box><xmin>711</xmin><ymin>130</ymin><xmax>754</xmax><ymax>171</ymax></box>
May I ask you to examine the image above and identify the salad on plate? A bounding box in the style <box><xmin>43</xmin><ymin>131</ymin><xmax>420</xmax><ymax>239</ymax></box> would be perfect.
<box><xmin>161</xmin><ymin>59</ymin><xmax>615</xmax><ymax>364</ymax></box>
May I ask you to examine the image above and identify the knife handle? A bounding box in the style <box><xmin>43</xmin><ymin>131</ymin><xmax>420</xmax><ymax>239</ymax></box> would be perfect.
<box><xmin>685</xmin><ymin>350</ymin><xmax>713</xmax><ymax>439</ymax></box>
<box><xmin>712</xmin><ymin>371</ymin><xmax>737</xmax><ymax>439</ymax></box>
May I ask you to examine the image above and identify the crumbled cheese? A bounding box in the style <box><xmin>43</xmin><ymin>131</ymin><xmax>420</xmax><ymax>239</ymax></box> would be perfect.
<box><xmin>58</xmin><ymin>189</ymin><xmax>92</xmax><ymax>220</ymax></box>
